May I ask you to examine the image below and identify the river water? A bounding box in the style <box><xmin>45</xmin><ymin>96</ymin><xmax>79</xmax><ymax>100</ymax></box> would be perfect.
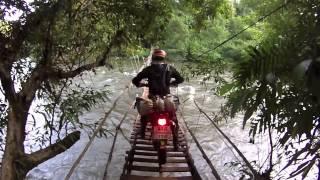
<box><xmin>25</xmin><ymin>65</ymin><xmax>317</xmax><ymax>180</ymax></box>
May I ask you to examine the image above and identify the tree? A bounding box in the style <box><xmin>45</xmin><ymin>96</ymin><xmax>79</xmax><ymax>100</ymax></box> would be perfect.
<box><xmin>0</xmin><ymin>0</ymin><xmax>173</xmax><ymax>179</ymax></box>
<box><xmin>166</xmin><ymin>0</ymin><xmax>320</xmax><ymax>178</ymax></box>
<box><xmin>160</xmin><ymin>0</ymin><xmax>262</xmax><ymax>84</ymax></box>
<box><xmin>223</xmin><ymin>0</ymin><xmax>320</xmax><ymax>178</ymax></box>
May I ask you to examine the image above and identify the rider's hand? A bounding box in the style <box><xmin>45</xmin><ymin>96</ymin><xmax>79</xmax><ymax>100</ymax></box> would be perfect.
<box><xmin>170</xmin><ymin>82</ymin><xmax>178</xmax><ymax>87</ymax></box>
<box><xmin>139</xmin><ymin>82</ymin><xmax>148</xmax><ymax>87</ymax></box>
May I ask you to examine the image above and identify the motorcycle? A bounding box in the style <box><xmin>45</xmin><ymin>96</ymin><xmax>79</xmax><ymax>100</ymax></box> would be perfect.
<box><xmin>136</xmin><ymin>95</ymin><xmax>179</xmax><ymax>165</ymax></box>
<box><xmin>135</xmin><ymin>81</ymin><xmax>180</xmax><ymax>165</ymax></box>
<box><xmin>150</xmin><ymin>111</ymin><xmax>176</xmax><ymax>165</ymax></box>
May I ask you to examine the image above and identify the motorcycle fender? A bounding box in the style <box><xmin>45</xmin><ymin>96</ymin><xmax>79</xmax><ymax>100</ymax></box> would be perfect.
<box><xmin>160</xmin><ymin>139</ymin><xmax>167</xmax><ymax>149</ymax></box>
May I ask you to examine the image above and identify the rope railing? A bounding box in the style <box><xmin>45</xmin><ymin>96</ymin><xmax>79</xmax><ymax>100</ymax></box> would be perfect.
<box><xmin>193</xmin><ymin>100</ymin><xmax>259</xmax><ymax>178</ymax></box>
<box><xmin>64</xmin><ymin>90</ymin><xmax>127</xmax><ymax>180</ymax></box>
<box><xmin>102</xmin><ymin>50</ymin><xmax>153</xmax><ymax>179</ymax></box>
<box><xmin>103</xmin><ymin>101</ymin><xmax>136</xmax><ymax>180</ymax></box>
<box><xmin>178</xmin><ymin>107</ymin><xmax>221</xmax><ymax>180</ymax></box>
<box><xmin>64</xmin><ymin>51</ymin><xmax>151</xmax><ymax>180</ymax></box>
<box><xmin>121</xmin><ymin>114</ymin><xmax>140</xmax><ymax>176</ymax></box>
<box><xmin>110</xmin><ymin>119</ymin><xmax>130</xmax><ymax>143</ymax></box>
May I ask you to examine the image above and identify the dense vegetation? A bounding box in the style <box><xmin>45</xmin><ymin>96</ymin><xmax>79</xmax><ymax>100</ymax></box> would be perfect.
<box><xmin>159</xmin><ymin>0</ymin><xmax>320</xmax><ymax>179</ymax></box>
<box><xmin>0</xmin><ymin>0</ymin><xmax>175</xmax><ymax>179</ymax></box>
<box><xmin>1</xmin><ymin>0</ymin><xmax>319</xmax><ymax>179</ymax></box>
<box><xmin>157</xmin><ymin>0</ymin><xmax>320</xmax><ymax>179</ymax></box>
<box><xmin>225</xmin><ymin>0</ymin><xmax>320</xmax><ymax>179</ymax></box>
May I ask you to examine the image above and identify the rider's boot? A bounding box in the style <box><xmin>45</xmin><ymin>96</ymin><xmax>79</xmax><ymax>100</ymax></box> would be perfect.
<box><xmin>171</xmin><ymin>116</ymin><xmax>179</xmax><ymax>151</ymax></box>
<box><xmin>173</xmin><ymin>129</ymin><xmax>179</xmax><ymax>151</ymax></box>
<box><xmin>140</xmin><ymin>115</ymin><xmax>147</xmax><ymax>139</ymax></box>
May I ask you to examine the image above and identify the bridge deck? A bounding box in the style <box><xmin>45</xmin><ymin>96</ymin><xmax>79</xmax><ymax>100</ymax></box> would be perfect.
<box><xmin>121</xmin><ymin>119</ymin><xmax>202</xmax><ymax>180</ymax></box>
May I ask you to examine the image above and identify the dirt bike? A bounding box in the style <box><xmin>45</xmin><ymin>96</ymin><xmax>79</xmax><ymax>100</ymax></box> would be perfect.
<box><xmin>150</xmin><ymin>110</ymin><xmax>177</xmax><ymax>165</ymax></box>
<box><xmin>136</xmin><ymin>83</ymin><xmax>179</xmax><ymax>165</ymax></box>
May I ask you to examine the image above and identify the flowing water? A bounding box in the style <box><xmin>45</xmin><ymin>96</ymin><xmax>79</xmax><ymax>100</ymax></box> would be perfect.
<box><xmin>24</xmin><ymin>66</ymin><xmax>317</xmax><ymax>180</ymax></box>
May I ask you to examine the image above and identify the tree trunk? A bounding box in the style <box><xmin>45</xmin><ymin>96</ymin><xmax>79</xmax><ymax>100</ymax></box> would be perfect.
<box><xmin>1</xmin><ymin>106</ymin><xmax>27</xmax><ymax>180</ymax></box>
<box><xmin>1</xmin><ymin>104</ymin><xmax>81</xmax><ymax>180</ymax></box>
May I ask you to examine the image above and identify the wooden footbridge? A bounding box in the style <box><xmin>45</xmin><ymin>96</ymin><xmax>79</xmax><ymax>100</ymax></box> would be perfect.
<box><xmin>120</xmin><ymin>114</ymin><xmax>202</xmax><ymax>180</ymax></box>
<box><xmin>64</xmin><ymin>58</ymin><xmax>257</xmax><ymax>180</ymax></box>
<box><xmin>63</xmin><ymin>88</ymin><xmax>256</xmax><ymax>180</ymax></box>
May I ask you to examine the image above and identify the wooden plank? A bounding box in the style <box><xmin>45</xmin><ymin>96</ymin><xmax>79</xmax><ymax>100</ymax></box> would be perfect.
<box><xmin>125</xmin><ymin>157</ymin><xmax>187</xmax><ymax>163</ymax></box>
<box><xmin>133</xmin><ymin>129</ymin><xmax>185</xmax><ymax>135</ymax></box>
<box><xmin>130</xmin><ymin>138</ymin><xmax>186</xmax><ymax>145</ymax></box>
<box><xmin>130</xmin><ymin>134</ymin><xmax>184</xmax><ymax>139</ymax></box>
<box><xmin>133</xmin><ymin>125</ymin><xmax>152</xmax><ymax>128</ymax></box>
<box><xmin>133</xmin><ymin>125</ymin><xmax>183</xmax><ymax>131</ymax></box>
<box><xmin>134</xmin><ymin>145</ymin><xmax>185</xmax><ymax>152</ymax></box>
<box><xmin>129</xmin><ymin>139</ymin><xmax>187</xmax><ymax>146</ymax></box>
<box><xmin>133</xmin><ymin>127</ymin><xmax>184</xmax><ymax>133</ymax></box>
<box><xmin>126</xmin><ymin>151</ymin><xmax>185</xmax><ymax>157</ymax></box>
<box><xmin>120</xmin><ymin>175</ymin><xmax>193</xmax><ymax>180</ymax></box>
<box><xmin>130</xmin><ymin>165</ymin><xmax>190</xmax><ymax>172</ymax></box>
<box><xmin>130</xmin><ymin>136</ymin><xmax>186</xmax><ymax>141</ymax></box>
<box><xmin>132</xmin><ymin>128</ymin><xmax>183</xmax><ymax>132</ymax></box>
<box><xmin>133</xmin><ymin>125</ymin><xmax>184</xmax><ymax>133</ymax></box>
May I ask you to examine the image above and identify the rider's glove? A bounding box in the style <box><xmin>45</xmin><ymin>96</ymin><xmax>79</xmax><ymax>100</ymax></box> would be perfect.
<box><xmin>139</xmin><ymin>83</ymin><xmax>148</xmax><ymax>87</ymax></box>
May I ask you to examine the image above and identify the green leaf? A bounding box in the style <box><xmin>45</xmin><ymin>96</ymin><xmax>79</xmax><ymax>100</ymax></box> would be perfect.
<box><xmin>217</xmin><ymin>82</ymin><xmax>236</xmax><ymax>96</ymax></box>
<box><xmin>243</xmin><ymin>105</ymin><xmax>255</xmax><ymax>129</ymax></box>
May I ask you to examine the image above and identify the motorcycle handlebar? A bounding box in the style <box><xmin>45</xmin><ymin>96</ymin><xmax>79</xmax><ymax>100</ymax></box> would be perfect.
<box><xmin>139</xmin><ymin>83</ymin><xmax>178</xmax><ymax>88</ymax></box>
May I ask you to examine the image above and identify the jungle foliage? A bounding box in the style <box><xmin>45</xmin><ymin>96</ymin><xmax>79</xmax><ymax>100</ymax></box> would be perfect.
<box><xmin>223</xmin><ymin>0</ymin><xmax>320</xmax><ymax>179</ymax></box>
<box><xmin>158</xmin><ymin>0</ymin><xmax>320</xmax><ymax>179</ymax></box>
<box><xmin>183</xmin><ymin>0</ymin><xmax>320</xmax><ymax>179</ymax></box>
<box><xmin>1</xmin><ymin>0</ymin><xmax>319</xmax><ymax>179</ymax></box>
<box><xmin>0</xmin><ymin>0</ymin><xmax>176</xmax><ymax>179</ymax></box>
<box><xmin>160</xmin><ymin>0</ymin><xmax>264</xmax><ymax>84</ymax></box>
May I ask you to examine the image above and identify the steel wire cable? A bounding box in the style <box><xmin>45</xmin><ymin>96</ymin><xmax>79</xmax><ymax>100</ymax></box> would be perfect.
<box><xmin>195</xmin><ymin>0</ymin><xmax>294</xmax><ymax>59</ymax></box>
<box><xmin>65</xmin><ymin>54</ymin><xmax>149</xmax><ymax>180</ymax></box>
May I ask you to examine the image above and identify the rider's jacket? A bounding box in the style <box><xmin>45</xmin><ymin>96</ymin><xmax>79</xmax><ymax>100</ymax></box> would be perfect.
<box><xmin>132</xmin><ymin>63</ymin><xmax>184</xmax><ymax>97</ymax></box>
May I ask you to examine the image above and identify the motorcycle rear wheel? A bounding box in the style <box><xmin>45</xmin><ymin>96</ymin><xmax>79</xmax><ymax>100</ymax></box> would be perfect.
<box><xmin>158</xmin><ymin>148</ymin><xmax>167</xmax><ymax>165</ymax></box>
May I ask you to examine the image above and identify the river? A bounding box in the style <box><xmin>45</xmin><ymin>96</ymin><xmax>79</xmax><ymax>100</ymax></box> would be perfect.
<box><xmin>25</xmin><ymin>65</ymin><xmax>317</xmax><ymax>180</ymax></box>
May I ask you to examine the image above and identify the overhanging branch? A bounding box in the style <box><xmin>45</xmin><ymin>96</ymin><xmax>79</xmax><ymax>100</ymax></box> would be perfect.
<box><xmin>4</xmin><ymin>0</ymin><xmax>67</xmax><ymax>65</ymax></box>
<box><xmin>19</xmin><ymin>27</ymin><xmax>124</xmax><ymax>105</ymax></box>
<box><xmin>48</xmin><ymin>63</ymin><xmax>98</xmax><ymax>79</ymax></box>
<box><xmin>47</xmin><ymin>29</ymin><xmax>125</xmax><ymax>80</ymax></box>
<box><xmin>20</xmin><ymin>131</ymin><xmax>80</xmax><ymax>172</ymax></box>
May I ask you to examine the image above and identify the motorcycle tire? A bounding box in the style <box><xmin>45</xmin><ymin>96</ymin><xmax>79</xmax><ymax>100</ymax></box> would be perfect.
<box><xmin>158</xmin><ymin>148</ymin><xmax>167</xmax><ymax>165</ymax></box>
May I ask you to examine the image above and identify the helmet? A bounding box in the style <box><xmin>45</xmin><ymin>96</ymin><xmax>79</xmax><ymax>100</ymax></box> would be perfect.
<box><xmin>152</xmin><ymin>49</ymin><xmax>167</xmax><ymax>58</ymax></box>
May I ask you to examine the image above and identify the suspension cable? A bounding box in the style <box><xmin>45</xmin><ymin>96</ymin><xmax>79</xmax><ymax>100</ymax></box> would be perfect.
<box><xmin>64</xmin><ymin>88</ymin><xmax>127</xmax><ymax>180</ymax></box>
<box><xmin>194</xmin><ymin>100</ymin><xmax>258</xmax><ymax>178</ymax></box>
<box><xmin>178</xmin><ymin>107</ymin><xmax>222</xmax><ymax>180</ymax></box>
<box><xmin>111</xmin><ymin>119</ymin><xmax>130</xmax><ymax>143</ymax></box>
<box><xmin>103</xmin><ymin>50</ymin><xmax>154</xmax><ymax>178</ymax></box>
<box><xmin>194</xmin><ymin>83</ymin><xmax>208</xmax><ymax>131</ymax></box>
<box><xmin>196</xmin><ymin>0</ymin><xmax>293</xmax><ymax>59</ymax></box>
<box><xmin>178</xmin><ymin>96</ymin><xmax>241</xmax><ymax>178</ymax></box>
<box><xmin>103</xmin><ymin>101</ymin><xmax>135</xmax><ymax>180</ymax></box>
<box><xmin>177</xmin><ymin>85</ymin><xmax>251</xmax><ymax>178</ymax></box>
<box><xmin>65</xmin><ymin>52</ymin><xmax>149</xmax><ymax>180</ymax></box>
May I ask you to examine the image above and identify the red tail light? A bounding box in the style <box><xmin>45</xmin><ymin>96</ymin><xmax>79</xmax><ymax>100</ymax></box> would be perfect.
<box><xmin>158</xmin><ymin>118</ymin><xmax>167</xmax><ymax>126</ymax></box>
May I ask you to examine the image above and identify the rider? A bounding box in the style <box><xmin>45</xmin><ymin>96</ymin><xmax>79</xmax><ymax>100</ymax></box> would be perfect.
<box><xmin>132</xmin><ymin>49</ymin><xmax>184</xmax><ymax>150</ymax></box>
